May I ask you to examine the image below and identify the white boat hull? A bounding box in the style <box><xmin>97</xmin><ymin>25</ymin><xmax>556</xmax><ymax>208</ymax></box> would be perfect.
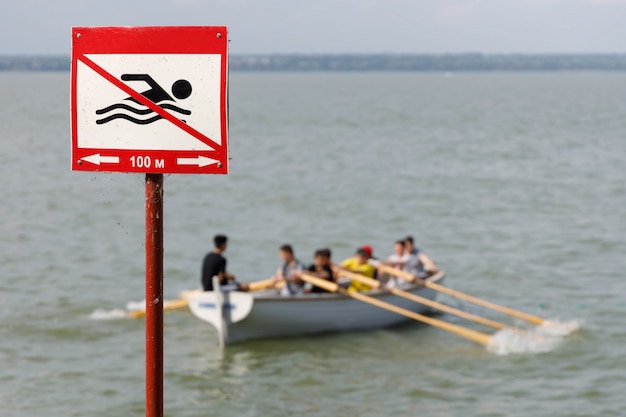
<box><xmin>187</xmin><ymin>272</ymin><xmax>445</xmax><ymax>345</ymax></box>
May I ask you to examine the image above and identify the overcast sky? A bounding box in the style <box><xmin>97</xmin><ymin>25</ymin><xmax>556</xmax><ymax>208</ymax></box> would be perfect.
<box><xmin>2</xmin><ymin>0</ymin><xmax>624</xmax><ymax>55</ymax></box>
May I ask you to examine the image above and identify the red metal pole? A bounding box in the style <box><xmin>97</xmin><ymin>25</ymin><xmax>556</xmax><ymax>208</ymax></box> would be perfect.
<box><xmin>145</xmin><ymin>173</ymin><xmax>164</xmax><ymax>417</ymax></box>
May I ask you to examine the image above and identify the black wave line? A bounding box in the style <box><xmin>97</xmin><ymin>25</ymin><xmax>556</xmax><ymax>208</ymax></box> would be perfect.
<box><xmin>96</xmin><ymin>102</ymin><xmax>191</xmax><ymax>116</ymax></box>
<box><xmin>96</xmin><ymin>114</ymin><xmax>163</xmax><ymax>125</ymax></box>
<box><xmin>159</xmin><ymin>103</ymin><xmax>191</xmax><ymax>115</ymax></box>
<box><xmin>96</xmin><ymin>103</ymin><xmax>153</xmax><ymax>115</ymax></box>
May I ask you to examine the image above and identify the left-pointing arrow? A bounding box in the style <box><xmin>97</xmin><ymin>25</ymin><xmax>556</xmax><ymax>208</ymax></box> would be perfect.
<box><xmin>81</xmin><ymin>153</ymin><xmax>120</xmax><ymax>165</ymax></box>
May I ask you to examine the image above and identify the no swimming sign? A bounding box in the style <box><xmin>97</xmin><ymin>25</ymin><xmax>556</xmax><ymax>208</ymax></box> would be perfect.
<box><xmin>71</xmin><ymin>26</ymin><xmax>229</xmax><ymax>174</ymax></box>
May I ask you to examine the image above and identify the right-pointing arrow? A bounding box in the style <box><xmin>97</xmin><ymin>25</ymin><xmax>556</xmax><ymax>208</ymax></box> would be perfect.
<box><xmin>177</xmin><ymin>156</ymin><xmax>220</xmax><ymax>168</ymax></box>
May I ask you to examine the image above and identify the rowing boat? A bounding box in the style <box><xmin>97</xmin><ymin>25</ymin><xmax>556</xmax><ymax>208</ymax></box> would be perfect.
<box><xmin>185</xmin><ymin>271</ymin><xmax>445</xmax><ymax>345</ymax></box>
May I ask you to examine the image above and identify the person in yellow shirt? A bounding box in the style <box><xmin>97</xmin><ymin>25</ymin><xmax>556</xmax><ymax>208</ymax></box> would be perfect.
<box><xmin>339</xmin><ymin>248</ymin><xmax>377</xmax><ymax>292</ymax></box>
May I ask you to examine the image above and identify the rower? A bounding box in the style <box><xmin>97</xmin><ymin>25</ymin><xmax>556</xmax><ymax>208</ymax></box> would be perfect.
<box><xmin>303</xmin><ymin>249</ymin><xmax>335</xmax><ymax>293</ymax></box>
<box><xmin>271</xmin><ymin>244</ymin><xmax>305</xmax><ymax>296</ymax></box>
<box><xmin>339</xmin><ymin>248</ymin><xmax>377</xmax><ymax>292</ymax></box>
<box><xmin>360</xmin><ymin>244</ymin><xmax>378</xmax><ymax>279</ymax></box>
<box><xmin>381</xmin><ymin>239</ymin><xmax>409</xmax><ymax>288</ymax></box>
<box><xmin>201</xmin><ymin>234</ymin><xmax>249</xmax><ymax>292</ymax></box>
<box><xmin>404</xmin><ymin>235</ymin><xmax>438</xmax><ymax>278</ymax></box>
<box><xmin>387</xmin><ymin>240</ymin><xmax>408</xmax><ymax>268</ymax></box>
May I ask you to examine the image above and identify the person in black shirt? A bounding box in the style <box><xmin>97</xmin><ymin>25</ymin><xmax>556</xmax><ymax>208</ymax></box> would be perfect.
<box><xmin>304</xmin><ymin>248</ymin><xmax>335</xmax><ymax>293</ymax></box>
<box><xmin>201</xmin><ymin>234</ymin><xmax>249</xmax><ymax>292</ymax></box>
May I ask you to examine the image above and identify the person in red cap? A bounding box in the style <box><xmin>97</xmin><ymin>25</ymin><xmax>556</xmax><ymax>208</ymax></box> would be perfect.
<box><xmin>339</xmin><ymin>248</ymin><xmax>377</xmax><ymax>292</ymax></box>
<box><xmin>360</xmin><ymin>244</ymin><xmax>378</xmax><ymax>279</ymax></box>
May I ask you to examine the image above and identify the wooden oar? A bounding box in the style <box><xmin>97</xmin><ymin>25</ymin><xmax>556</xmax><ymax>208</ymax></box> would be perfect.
<box><xmin>129</xmin><ymin>298</ymin><xmax>191</xmax><ymax>319</ymax></box>
<box><xmin>300</xmin><ymin>273</ymin><xmax>491</xmax><ymax>346</ymax></box>
<box><xmin>370</xmin><ymin>261</ymin><xmax>545</xmax><ymax>325</ymax></box>
<box><xmin>336</xmin><ymin>268</ymin><xmax>507</xmax><ymax>330</ymax></box>
<box><xmin>248</xmin><ymin>277</ymin><xmax>282</xmax><ymax>292</ymax></box>
<box><xmin>130</xmin><ymin>277</ymin><xmax>279</xmax><ymax>319</ymax></box>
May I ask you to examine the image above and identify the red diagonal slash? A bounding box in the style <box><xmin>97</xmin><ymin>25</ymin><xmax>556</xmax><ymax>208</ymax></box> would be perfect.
<box><xmin>79</xmin><ymin>53</ymin><xmax>222</xmax><ymax>152</ymax></box>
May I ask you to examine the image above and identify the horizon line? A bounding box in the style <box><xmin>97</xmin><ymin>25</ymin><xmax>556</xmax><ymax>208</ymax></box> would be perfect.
<box><xmin>1</xmin><ymin>52</ymin><xmax>626</xmax><ymax>57</ymax></box>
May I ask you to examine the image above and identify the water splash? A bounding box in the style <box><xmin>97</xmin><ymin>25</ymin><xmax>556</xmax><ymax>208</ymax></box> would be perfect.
<box><xmin>88</xmin><ymin>298</ymin><xmax>187</xmax><ymax>320</ymax></box>
<box><xmin>538</xmin><ymin>319</ymin><xmax>582</xmax><ymax>336</ymax></box>
<box><xmin>487</xmin><ymin>319</ymin><xmax>582</xmax><ymax>355</ymax></box>
<box><xmin>88</xmin><ymin>299</ymin><xmax>146</xmax><ymax>320</ymax></box>
<box><xmin>126</xmin><ymin>299</ymin><xmax>146</xmax><ymax>312</ymax></box>
<box><xmin>88</xmin><ymin>308</ymin><xmax>130</xmax><ymax>320</ymax></box>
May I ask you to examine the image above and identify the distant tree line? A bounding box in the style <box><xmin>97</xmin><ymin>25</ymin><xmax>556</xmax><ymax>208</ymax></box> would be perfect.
<box><xmin>2</xmin><ymin>54</ymin><xmax>626</xmax><ymax>72</ymax></box>
<box><xmin>230</xmin><ymin>54</ymin><xmax>626</xmax><ymax>71</ymax></box>
<box><xmin>0</xmin><ymin>56</ymin><xmax>69</xmax><ymax>71</ymax></box>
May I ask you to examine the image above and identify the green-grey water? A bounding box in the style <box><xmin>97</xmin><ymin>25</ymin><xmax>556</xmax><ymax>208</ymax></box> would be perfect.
<box><xmin>1</xmin><ymin>71</ymin><xmax>625</xmax><ymax>416</ymax></box>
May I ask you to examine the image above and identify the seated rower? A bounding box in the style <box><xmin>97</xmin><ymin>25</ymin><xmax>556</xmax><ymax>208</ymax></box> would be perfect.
<box><xmin>339</xmin><ymin>248</ymin><xmax>377</xmax><ymax>292</ymax></box>
<box><xmin>201</xmin><ymin>234</ymin><xmax>249</xmax><ymax>292</ymax></box>
<box><xmin>321</xmin><ymin>248</ymin><xmax>335</xmax><ymax>277</ymax></box>
<box><xmin>271</xmin><ymin>244</ymin><xmax>305</xmax><ymax>296</ymax></box>
<box><xmin>386</xmin><ymin>239</ymin><xmax>408</xmax><ymax>268</ymax></box>
<box><xmin>360</xmin><ymin>244</ymin><xmax>377</xmax><ymax>279</ymax></box>
<box><xmin>303</xmin><ymin>249</ymin><xmax>335</xmax><ymax>294</ymax></box>
<box><xmin>404</xmin><ymin>235</ymin><xmax>439</xmax><ymax>278</ymax></box>
<box><xmin>382</xmin><ymin>240</ymin><xmax>410</xmax><ymax>288</ymax></box>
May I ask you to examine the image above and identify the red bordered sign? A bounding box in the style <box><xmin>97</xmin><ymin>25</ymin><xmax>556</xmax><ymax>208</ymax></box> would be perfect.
<box><xmin>71</xmin><ymin>26</ymin><xmax>229</xmax><ymax>174</ymax></box>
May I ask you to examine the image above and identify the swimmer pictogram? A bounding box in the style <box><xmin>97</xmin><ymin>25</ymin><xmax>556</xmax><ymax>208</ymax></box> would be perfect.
<box><xmin>95</xmin><ymin>74</ymin><xmax>192</xmax><ymax>125</ymax></box>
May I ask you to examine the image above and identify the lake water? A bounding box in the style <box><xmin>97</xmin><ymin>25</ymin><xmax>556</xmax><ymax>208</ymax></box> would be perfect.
<box><xmin>1</xmin><ymin>71</ymin><xmax>625</xmax><ymax>417</ymax></box>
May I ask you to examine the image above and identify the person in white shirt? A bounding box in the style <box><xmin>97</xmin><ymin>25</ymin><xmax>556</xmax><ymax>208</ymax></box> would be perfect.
<box><xmin>387</xmin><ymin>240</ymin><xmax>408</xmax><ymax>267</ymax></box>
<box><xmin>383</xmin><ymin>240</ymin><xmax>410</xmax><ymax>288</ymax></box>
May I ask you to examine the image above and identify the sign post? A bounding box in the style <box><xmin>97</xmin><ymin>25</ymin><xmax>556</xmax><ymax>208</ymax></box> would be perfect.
<box><xmin>71</xmin><ymin>26</ymin><xmax>229</xmax><ymax>417</ymax></box>
<box><xmin>145</xmin><ymin>173</ymin><xmax>164</xmax><ymax>417</ymax></box>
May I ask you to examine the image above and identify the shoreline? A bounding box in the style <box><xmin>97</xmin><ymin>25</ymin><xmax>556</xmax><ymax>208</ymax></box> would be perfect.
<box><xmin>3</xmin><ymin>53</ymin><xmax>626</xmax><ymax>72</ymax></box>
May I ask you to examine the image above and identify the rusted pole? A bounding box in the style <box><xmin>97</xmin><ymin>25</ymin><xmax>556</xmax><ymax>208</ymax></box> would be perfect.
<box><xmin>145</xmin><ymin>173</ymin><xmax>164</xmax><ymax>417</ymax></box>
